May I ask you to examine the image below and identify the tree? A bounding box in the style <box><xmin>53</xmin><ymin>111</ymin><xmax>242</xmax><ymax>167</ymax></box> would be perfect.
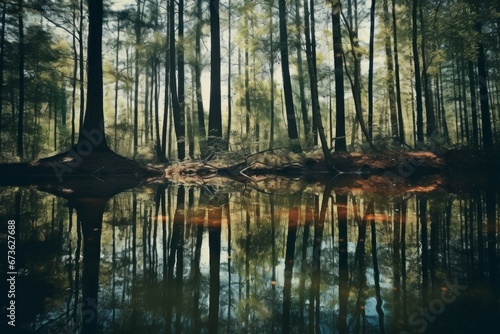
<box><xmin>332</xmin><ymin>0</ymin><xmax>346</xmax><ymax>152</ymax></box>
<box><xmin>413</xmin><ymin>0</ymin><xmax>424</xmax><ymax>146</ymax></box>
<box><xmin>17</xmin><ymin>0</ymin><xmax>24</xmax><ymax>158</ymax></box>
<box><xmin>78</xmin><ymin>0</ymin><xmax>108</xmax><ymax>150</ymax></box>
<box><xmin>278</xmin><ymin>0</ymin><xmax>300</xmax><ymax>150</ymax></box>
<box><xmin>208</xmin><ymin>0</ymin><xmax>222</xmax><ymax>151</ymax></box>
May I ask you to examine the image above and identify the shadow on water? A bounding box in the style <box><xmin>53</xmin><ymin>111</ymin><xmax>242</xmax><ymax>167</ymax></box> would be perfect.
<box><xmin>0</xmin><ymin>180</ymin><xmax>499</xmax><ymax>333</ymax></box>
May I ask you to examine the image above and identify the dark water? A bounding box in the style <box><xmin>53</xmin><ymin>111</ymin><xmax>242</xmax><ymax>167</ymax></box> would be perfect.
<box><xmin>1</xmin><ymin>183</ymin><xmax>499</xmax><ymax>333</ymax></box>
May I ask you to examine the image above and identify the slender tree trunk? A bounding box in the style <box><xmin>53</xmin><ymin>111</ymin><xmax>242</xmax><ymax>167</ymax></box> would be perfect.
<box><xmin>0</xmin><ymin>2</ymin><xmax>6</xmax><ymax>151</ymax></box>
<box><xmin>269</xmin><ymin>1</ymin><xmax>275</xmax><ymax>149</ymax></box>
<box><xmin>133</xmin><ymin>0</ymin><xmax>141</xmax><ymax>156</ymax></box>
<box><xmin>195</xmin><ymin>0</ymin><xmax>206</xmax><ymax>155</ymax></box>
<box><xmin>208</xmin><ymin>0</ymin><xmax>222</xmax><ymax>150</ymax></box>
<box><xmin>279</xmin><ymin>0</ymin><xmax>300</xmax><ymax>150</ymax></box>
<box><xmin>419</xmin><ymin>4</ymin><xmax>436</xmax><ymax>138</ymax></box>
<box><xmin>368</xmin><ymin>0</ymin><xmax>376</xmax><ymax>140</ymax></box>
<box><xmin>306</xmin><ymin>0</ymin><xmax>334</xmax><ymax>163</ymax></box>
<box><xmin>460</xmin><ymin>59</ymin><xmax>470</xmax><ymax>145</ymax></box>
<box><xmin>392</xmin><ymin>0</ymin><xmax>405</xmax><ymax>143</ymax></box>
<box><xmin>412</xmin><ymin>0</ymin><xmax>424</xmax><ymax>145</ymax></box>
<box><xmin>244</xmin><ymin>4</ymin><xmax>251</xmax><ymax>138</ymax></box>
<box><xmin>226</xmin><ymin>0</ymin><xmax>232</xmax><ymax>149</ymax></box>
<box><xmin>79</xmin><ymin>0</ymin><xmax>84</xmax><ymax>133</ymax></box>
<box><xmin>114</xmin><ymin>17</ymin><xmax>120</xmax><ymax>151</ymax></box>
<box><xmin>383</xmin><ymin>0</ymin><xmax>398</xmax><ymax>139</ymax></box>
<box><xmin>468</xmin><ymin>61</ymin><xmax>479</xmax><ymax>149</ymax></box>
<box><xmin>297</xmin><ymin>0</ymin><xmax>311</xmax><ymax>145</ymax></box>
<box><xmin>17</xmin><ymin>0</ymin><xmax>24</xmax><ymax>158</ymax></box>
<box><xmin>178</xmin><ymin>0</ymin><xmax>185</xmax><ymax>153</ymax></box>
<box><xmin>169</xmin><ymin>0</ymin><xmax>185</xmax><ymax>159</ymax></box>
<box><xmin>332</xmin><ymin>0</ymin><xmax>346</xmax><ymax>152</ymax></box>
<box><xmin>475</xmin><ymin>19</ymin><xmax>494</xmax><ymax>150</ymax></box>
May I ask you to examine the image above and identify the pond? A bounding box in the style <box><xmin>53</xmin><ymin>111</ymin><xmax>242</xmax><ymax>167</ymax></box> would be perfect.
<box><xmin>0</xmin><ymin>181</ymin><xmax>499</xmax><ymax>333</ymax></box>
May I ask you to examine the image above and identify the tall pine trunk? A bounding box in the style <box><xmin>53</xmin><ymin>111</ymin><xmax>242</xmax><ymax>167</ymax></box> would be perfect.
<box><xmin>17</xmin><ymin>0</ymin><xmax>24</xmax><ymax>158</ymax></box>
<box><xmin>412</xmin><ymin>0</ymin><xmax>424</xmax><ymax>145</ymax></box>
<box><xmin>208</xmin><ymin>0</ymin><xmax>222</xmax><ymax>150</ymax></box>
<box><xmin>332</xmin><ymin>0</ymin><xmax>346</xmax><ymax>152</ymax></box>
<box><xmin>279</xmin><ymin>0</ymin><xmax>300</xmax><ymax>150</ymax></box>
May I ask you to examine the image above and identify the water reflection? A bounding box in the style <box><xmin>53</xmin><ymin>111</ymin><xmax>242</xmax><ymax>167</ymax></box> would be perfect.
<box><xmin>1</xmin><ymin>184</ymin><xmax>499</xmax><ymax>333</ymax></box>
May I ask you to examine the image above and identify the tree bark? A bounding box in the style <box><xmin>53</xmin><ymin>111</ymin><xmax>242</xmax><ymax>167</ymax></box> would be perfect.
<box><xmin>412</xmin><ymin>0</ymin><xmax>424</xmax><ymax>145</ymax></box>
<box><xmin>17</xmin><ymin>0</ymin><xmax>24</xmax><ymax>158</ymax></box>
<box><xmin>279</xmin><ymin>0</ymin><xmax>301</xmax><ymax>149</ymax></box>
<box><xmin>78</xmin><ymin>0</ymin><xmax>108</xmax><ymax>150</ymax></box>
<box><xmin>332</xmin><ymin>0</ymin><xmax>346</xmax><ymax>152</ymax></box>
<box><xmin>208</xmin><ymin>0</ymin><xmax>222</xmax><ymax>150</ymax></box>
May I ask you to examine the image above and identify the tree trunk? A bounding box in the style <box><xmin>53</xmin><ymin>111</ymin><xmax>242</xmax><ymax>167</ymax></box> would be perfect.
<box><xmin>306</xmin><ymin>0</ymin><xmax>334</xmax><ymax>164</ymax></box>
<box><xmin>412</xmin><ymin>0</ymin><xmax>424</xmax><ymax>145</ymax></box>
<box><xmin>419</xmin><ymin>4</ymin><xmax>436</xmax><ymax>138</ymax></box>
<box><xmin>392</xmin><ymin>0</ymin><xmax>405</xmax><ymax>143</ymax></box>
<box><xmin>133</xmin><ymin>0</ymin><xmax>141</xmax><ymax>156</ymax></box>
<box><xmin>383</xmin><ymin>0</ymin><xmax>398</xmax><ymax>139</ymax></box>
<box><xmin>0</xmin><ymin>2</ymin><xmax>6</xmax><ymax>152</ymax></box>
<box><xmin>332</xmin><ymin>0</ymin><xmax>346</xmax><ymax>152</ymax></box>
<box><xmin>178</xmin><ymin>0</ymin><xmax>185</xmax><ymax>154</ymax></box>
<box><xmin>169</xmin><ymin>0</ymin><xmax>185</xmax><ymax>159</ymax></box>
<box><xmin>368</xmin><ymin>0</ymin><xmax>376</xmax><ymax>140</ymax></box>
<box><xmin>17</xmin><ymin>0</ymin><xmax>24</xmax><ymax>158</ymax></box>
<box><xmin>225</xmin><ymin>0</ymin><xmax>232</xmax><ymax>149</ymax></box>
<box><xmin>78</xmin><ymin>0</ymin><xmax>108</xmax><ymax>150</ymax></box>
<box><xmin>208</xmin><ymin>0</ymin><xmax>222</xmax><ymax>150</ymax></box>
<box><xmin>468</xmin><ymin>60</ymin><xmax>479</xmax><ymax>149</ymax></box>
<box><xmin>297</xmin><ymin>0</ymin><xmax>311</xmax><ymax>145</ymax></box>
<box><xmin>475</xmin><ymin>20</ymin><xmax>493</xmax><ymax>150</ymax></box>
<box><xmin>279</xmin><ymin>0</ymin><xmax>300</xmax><ymax>150</ymax></box>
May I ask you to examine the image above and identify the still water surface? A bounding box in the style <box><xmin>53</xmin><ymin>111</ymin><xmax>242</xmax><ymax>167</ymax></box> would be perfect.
<box><xmin>1</xmin><ymin>183</ymin><xmax>499</xmax><ymax>333</ymax></box>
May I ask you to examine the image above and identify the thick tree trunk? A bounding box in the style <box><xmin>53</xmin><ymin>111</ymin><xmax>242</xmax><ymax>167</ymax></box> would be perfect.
<box><xmin>279</xmin><ymin>0</ymin><xmax>300</xmax><ymax>149</ymax></box>
<box><xmin>208</xmin><ymin>0</ymin><xmax>222</xmax><ymax>150</ymax></box>
<box><xmin>78</xmin><ymin>0</ymin><xmax>108</xmax><ymax>150</ymax></box>
<box><xmin>332</xmin><ymin>0</ymin><xmax>346</xmax><ymax>152</ymax></box>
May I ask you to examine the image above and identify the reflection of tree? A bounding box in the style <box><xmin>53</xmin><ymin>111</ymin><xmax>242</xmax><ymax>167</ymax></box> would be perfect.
<box><xmin>72</xmin><ymin>198</ymin><xmax>107</xmax><ymax>334</ymax></box>
<box><xmin>337</xmin><ymin>193</ymin><xmax>348</xmax><ymax>333</ymax></box>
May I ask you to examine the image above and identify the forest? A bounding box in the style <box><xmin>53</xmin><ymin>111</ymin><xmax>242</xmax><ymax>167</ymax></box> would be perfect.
<box><xmin>0</xmin><ymin>0</ymin><xmax>498</xmax><ymax>175</ymax></box>
<box><xmin>0</xmin><ymin>1</ymin><xmax>500</xmax><ymax>333</ymax></box>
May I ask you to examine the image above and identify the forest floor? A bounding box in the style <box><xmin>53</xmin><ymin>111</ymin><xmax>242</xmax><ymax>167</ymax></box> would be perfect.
<box><xmin>0</xmin><ymin>148</ymin><xmax>498</xmax><ymax>198</ymax></box>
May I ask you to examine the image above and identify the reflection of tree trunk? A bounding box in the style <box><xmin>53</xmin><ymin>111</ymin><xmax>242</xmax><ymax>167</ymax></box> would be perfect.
<box><xmin>485</xmin><ymin>190</ymin><xmax>497</xmax><ymax>283</ymax></box>
<box><xmin>245</xmin><ymin>209</ymin><xmax>251</xmax><ymax>331</ymax></box>
<box><xmin>174</xmin><ymin>188</ymin><xmax>185</xmax><ymax>333</ymax></box>
<box><xmin>476</xmin><ymin>192</ymin><xmax>484</xmax><ymax>279</ymax></box>
<box><xmin>311</xmin><ymin>185</ymin><xmax>333</xmax><ymax>333</ymax></box>
<box><xmin>430</xmin><ymin>202</ymin><xmax>439</xmax><ymax>286</ymax></box>
<box><xmin>419</xmin><ymin>197</ymin><xmax>429</xmax><ymax>295</ymax></box>
<box><xmin>337</xmin><ymin>193</ymin><xmax>348</xmax><ymax>333</ymax></box>
<box><xmin>283</xmin><ymin>206</ymin><xmax>298</xmax><ymax>334</ymax></box>
<box><xmin>401</xmin><ymin>199</ymin><xmax>407</xmax><ymax>321</ymax></box>
<box><xmin>369</xmin><ymin>200</ymin><xmax>385</xmax><ymax>334</ymax></box>
<box><xmin>191</xmin><ymin>188</ymin><xmax>205</xmax><ymax>332</ymax></box>
<box><xmin>208</xmin><ymin>202</ymin><xmax>222</xmax><ymax>333</ymax></box>
<box><xmin>392</xmin><ymin>198</ymin><xmax>402</xmax><ymax>329</ymax></box>
<box><xmin>299</xmin><ymin>198</ymin><xmax>312</xmax><ymax>333</ymax></box>
<box><xmin>354</xmin><ymin>197</ymin><xmax>369</xmax><ymax>333</ymax></box>
<box><xmin>72</xmin><ymin>199</ymin><xmax>107</xmax><ymax>334</ymax></box>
